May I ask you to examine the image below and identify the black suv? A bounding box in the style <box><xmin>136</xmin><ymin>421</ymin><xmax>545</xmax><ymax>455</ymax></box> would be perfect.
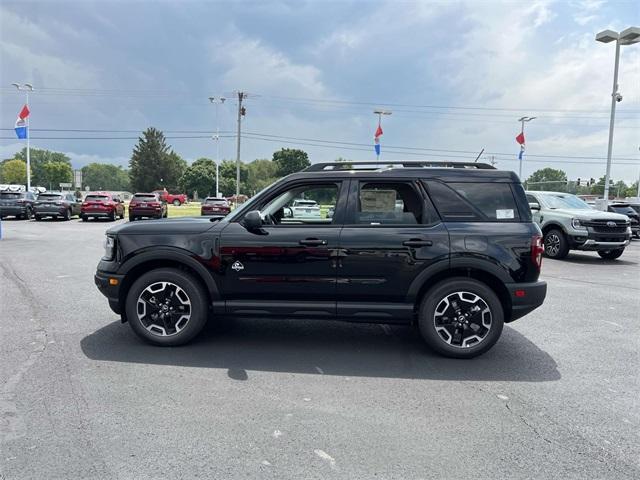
<box><xmin>95</xmin><ymin>161</ymin><xmax>547</xmax><ymax>358</ymax></box>
<box><xmin>0</xmin><ymin>190</ymin><xmax>37</xmax><ymax>219</ymax></box>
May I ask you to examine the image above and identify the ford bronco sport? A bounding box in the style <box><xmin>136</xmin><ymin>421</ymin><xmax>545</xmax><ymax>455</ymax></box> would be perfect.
<box><xmin>95</xmin><ymin>161</ymin><xmax>547</xmax><ymax>359</ymax></box>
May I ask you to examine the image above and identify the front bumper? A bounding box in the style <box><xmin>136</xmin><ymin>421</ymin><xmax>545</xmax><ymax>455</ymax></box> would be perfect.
<box><xmin>95</xmin><ymin>270</ymin><xmax>124</xmax><ymax>315</ymax></box>
<box><xmin>505</xmin><ymin>281</ymin><xmax>547</xmax><ymax>322</ymax></box>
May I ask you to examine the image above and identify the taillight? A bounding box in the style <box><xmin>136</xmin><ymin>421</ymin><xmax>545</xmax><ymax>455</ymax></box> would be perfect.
<box><xmin>531</xmin><ymin>235</ymin><xmax>543</xmax><ymax>269</ymax></box>
<box><xmin>130</xmin><ymin>202</ymin><xmax>138</xmax><ymax>207</ymax></box>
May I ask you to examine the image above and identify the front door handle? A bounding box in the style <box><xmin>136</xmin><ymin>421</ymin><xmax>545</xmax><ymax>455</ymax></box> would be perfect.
<box><xmin>402</xmin><ymin>239</ymin><xmax>433</xmax><ymax>247</ymax></box>
<box><xmin>299</xmin><ymin>238</ymin><xmax>327</xmax><ymax>246</ymax></box>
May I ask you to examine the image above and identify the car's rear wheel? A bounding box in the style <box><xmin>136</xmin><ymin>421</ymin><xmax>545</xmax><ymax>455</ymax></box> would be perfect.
<box><xmin>81</xmin><ymin>215</ymin><xmax>88</xmax><ymax>222</ymax></box>
<box><xmin>35</xmin><ymin>215</ymin><xmax>42</xmax><ymax>221</ymax></box>
<box><xmin>25</xmin><ymin>206</ymin><xmax>34</xmax><ymax>220</ymax></box>
<box><xmin>598</xmin><ymin>248</ymin><xmax>624</xmax><ymax>260</ymax></box>
<box><xmin>172</xmin><ymin>199</ymin><xmax>181</xmax><ymax>206</ymax></box>
<box><xmin>129</xmin><ymin>215</ymin><xmax>136</xmax><ymax>222</ymax></box>
<box><xmin>108</xmin><ymin>209</ymin><xmax>116</xmax><ymax>221</ymax></box>
<box><xmin>63</xmin><ymin>208</ymin><xmax>71</xmax><ymax>221</ymax></box>
<box><xmin>543</xmin><ymin>229</ymin><xmax>569</xmax><ymax>259</ymax></box>
<box><xmin>125</xmin><ymin>268</ymin><xmax>208</xmax><ymax>346</ymax></box>
<box><xmin>418</xmin><ymin>278</ymin><xmax>504</xmax><ymax>359</ymax></box>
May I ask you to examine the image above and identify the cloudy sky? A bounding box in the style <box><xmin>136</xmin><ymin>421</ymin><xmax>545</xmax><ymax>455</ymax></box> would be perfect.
<box><xmin>1</xmin><ymin>0</ymin><xmax>639</xmax><ymax>182</ymax></box>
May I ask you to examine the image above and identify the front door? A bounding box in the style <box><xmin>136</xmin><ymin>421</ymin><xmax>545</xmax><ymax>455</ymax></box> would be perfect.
<box><xmin>337</xmin><ymin>179</ymin><xmax>450</xmax><ymax>322</ymax></box>
<box><xmin>219</xmin><ymin>180</ymin><xmax>347</xmax><ymax>317</ymax></box>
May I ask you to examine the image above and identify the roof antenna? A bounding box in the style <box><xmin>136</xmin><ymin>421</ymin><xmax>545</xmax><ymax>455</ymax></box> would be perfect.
<box><xmin>474</xmin><ymin>148</ymin><xmax>485</xmax><ymax>163</ymax></box>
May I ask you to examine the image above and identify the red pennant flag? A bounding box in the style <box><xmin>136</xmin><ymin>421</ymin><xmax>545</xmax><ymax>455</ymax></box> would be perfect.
<box><xmin>515</xmin><ymin>132</ymin><xmax>525</xmax><ymax>145</ymax></box>
<box><xmin>19</xmin><ymin>104</ymin><xmax>30</xmax><ymax>120</ymax></box>
<box><xmin>374</xmin><ymin>125</ymin><xmax>383</xmax><ymax>138</ymax></box>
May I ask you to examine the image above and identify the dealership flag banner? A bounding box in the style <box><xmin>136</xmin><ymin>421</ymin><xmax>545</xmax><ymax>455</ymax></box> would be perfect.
<box><xmin>516</xmin><ymin>131</ymin><xmax>525</xmax><ymax>160</ymax></box>
<box><xmin>14</xmin><ymin>104</ymin><xmax>29</xmax><ymax>139</ymax></box>
<box><xmin>374</xmin><ymin>124</ymin><xmax>383</xmax><ymax>158</ymax></box>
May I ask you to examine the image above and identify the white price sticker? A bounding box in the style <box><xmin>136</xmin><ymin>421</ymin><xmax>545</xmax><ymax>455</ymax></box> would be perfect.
<box><xmin>496</xmin><ymin>209</ymin><xmax>514</xmax><ymax>219</ymax></box>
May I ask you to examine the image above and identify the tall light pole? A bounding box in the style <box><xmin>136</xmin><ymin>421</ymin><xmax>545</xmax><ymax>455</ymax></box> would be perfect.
<box><xmin>596</xmin><ymin>26</ymin><xmax>640</xmax><ymax>208</ymax></box>
<box><xmin>12</xmin><ymin>82</ymin><xmax>34</xmax><ymax>190</ymax></box>
<box><xmin>517</xmin><ymin>116</ymin><xmax>536</xmax><ymax>180</ymax></box>
<box><xmin>373</xmin><ymin>109</ymin><xmax>391</xmax><ymax>163</ymax></box>
<box><xmin>235</xmin><ymin>91</ymin><xmax>247</xmax><ymax>204</ymax></box>
<box><xmin>209</xmin><ymin>96</ymin><xmax>226</xmax><ymax>197</ymax></box>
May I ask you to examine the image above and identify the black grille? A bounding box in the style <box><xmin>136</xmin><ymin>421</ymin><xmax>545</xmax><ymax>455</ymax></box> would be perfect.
<box><xmin>591</xmin><ymin>226</ymin><xmax>628</xmax><ymax>234</ymax></box>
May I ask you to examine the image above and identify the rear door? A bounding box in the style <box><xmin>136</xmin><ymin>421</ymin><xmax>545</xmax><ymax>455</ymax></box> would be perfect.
<box><xmin>218</xmin><ymin>179</ymin><xmax>347</xmax><ymax>317</ymax></box>
<box><xmin>336</xmin><ymin>178</ymin><xmax>450</xmax><ymax>321</ymax></box>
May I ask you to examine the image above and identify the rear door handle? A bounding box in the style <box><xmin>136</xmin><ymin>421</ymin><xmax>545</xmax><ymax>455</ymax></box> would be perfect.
<box><xmin>402</xmin><ymin>239</ymin><xmax>433</xmax><ymax>247</ymax></box>
<box><xmin>299</xmin><ymin>238</ymin><xmax>327</xmax><ymax>246</ymax></box>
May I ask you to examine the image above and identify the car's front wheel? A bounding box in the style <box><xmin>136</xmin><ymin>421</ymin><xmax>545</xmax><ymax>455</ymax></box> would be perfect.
<box><xmin>172</xmin><ymin>199</ymin><xmax>181</xmax><ymax>206</ymax></box>
<box><xmin>543</xmin><ymin>229</ymin><xmax>569</xmax><ymax>259</ymax></box>
<box><xmin>125</xmin><ymin>268</ymin><xmax>208</xmax><ymax>346</ymax></box>
<box><xmin>598</xmin><ymin>248</ymin><xmax>624</xmax><ymax>260</ymax></box>
<box><xmin>418</xmin><ymin>278</ymin><xmax>504</xmax><ymax>359</ymax></box>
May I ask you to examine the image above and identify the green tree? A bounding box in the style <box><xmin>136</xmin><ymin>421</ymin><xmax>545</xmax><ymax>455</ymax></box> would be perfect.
<box><xmin>13</xmin><ymin>147</ymin><xmax>71</xmax><ymax>187</ymax></box>
<box><xmin>41</xmin><ymin>161</ymin><xmax>73</xmax><ymax>190</ymax></box>
<box><xmin>129</xmin><ymin>128</ymin><xmax>186</xmax><ymax>192</ymax></box>
<box><xmin>0</xmin><ymin>159</ymin><xmax>28</xmax><ymax>184</ymax></box>
<box><xmin>613</xmin><ymin>180</ymin><xmax>628</xmax><ymax>199</ymax></box>
<box><xmin>246</xmin><ymin>158</ymin><xmax>278</xmax><ymax>195</ymax></box>
<box><xmin>179</xmin><ymin>159</ymin><xmax>217</xmax><ymax>199</ymax></box>
<box><xmin>590</xmin><ymin>176</ymin><xmax>610</xmax><ymax>196</ymax></box>
<box><xmin>218</xmin><ymin>160</ymin><xmax>248</xmax><ymax>196</ymax></box>
<box><xmin>525</xmin><ymin>168</ymin><xmax>567</xmax><ymax>191</ymax></box>
<box><xmin>82</xmin><ymin>163</ymin><xmax>131</xmax><ymax>191</ymax></box>
<box><xmin>625</xmin><ymin>181</ymin><xmax>639</xmax><ymax>198</ymax></box>
<box><xmin>272</xmin><ymin>148</ymin><xmax>310</xmax><ymax>177</ymax></box>
<box><xmin>335</xmin><ymin>157</ymin><xmax>353</xmax><ymax>169</ymax></box>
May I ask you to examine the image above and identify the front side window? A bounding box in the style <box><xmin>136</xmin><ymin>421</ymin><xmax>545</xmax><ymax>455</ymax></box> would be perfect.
<box><xmin>355</xmin><ymin>182</ymin><xmax>424</xmax><ymax>225</ymax></box>
<box><xmin>259</xmin><ymin>183</ymin><xmax>339</xmax><ymax>225</ymax></box>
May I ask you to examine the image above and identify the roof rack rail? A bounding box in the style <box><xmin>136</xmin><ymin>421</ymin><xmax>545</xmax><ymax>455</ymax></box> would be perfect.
<box><xmin>305</xmin><ymin>161</ymin><xmax>496</xmax><ymax>172</ymax></box>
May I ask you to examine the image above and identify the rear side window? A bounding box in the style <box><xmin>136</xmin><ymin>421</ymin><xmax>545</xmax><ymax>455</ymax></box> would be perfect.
<box><xmin>425</xmin><ymin>181</ymin><xmax>521</xmax><ymax>222</ymax></box>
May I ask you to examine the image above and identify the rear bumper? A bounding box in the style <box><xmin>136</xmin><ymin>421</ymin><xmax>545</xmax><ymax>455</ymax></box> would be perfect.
<box><xmin>82</xmin><ymin>211</ymin><xmax>112</xmax><ymax>218</ymax></box>
<box><xmin>94</xmin><ymin>270</ymin><xmax>124</xmax><ymax>314</ymax></box>
<box><xmin>34</xmin><ymin>207</ymin><xmax>66</xmax><ymax>216</ymax></box>
<box><xmin>505</xmin><ymin>281</ymin><xmax>547</xmax><ymax>322</ymax></box>
<box><xmin>0</xmin><ymin>206</ymin><xmax>27</xmax><ymax>216</ymax></box>
<box><xmin>130</xmin><ymin>208</ymin><xmax>162</xmax><ymax>217</ymax></box>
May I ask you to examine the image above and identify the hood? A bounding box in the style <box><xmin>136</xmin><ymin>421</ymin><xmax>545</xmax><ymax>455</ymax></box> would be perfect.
<box><xmin>107</xmin><ymin>217</ymin><xmax>224</xmax><ymax>235</ymax></box>
<box><xmin>546</xmin><ymin>208</ymin><xmax>630</xmax><ymax>221</ymax></box>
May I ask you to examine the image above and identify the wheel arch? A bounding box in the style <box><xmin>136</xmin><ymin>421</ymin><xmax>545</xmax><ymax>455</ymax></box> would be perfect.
<box><xmin>541</xmin><ymin>221</ymin><xmax>566</xmax><ymax>236</ymax></box>
<box><xmin>117</xmin><ymin>249</ymin><xmax>220</xmax><ymax>315</ymax></box>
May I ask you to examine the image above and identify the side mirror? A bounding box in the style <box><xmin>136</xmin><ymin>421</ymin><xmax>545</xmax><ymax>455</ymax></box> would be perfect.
<box><xmin>529</xmin><ymin>202</ymin><xmax>540</xmax><ymax>211</ymax></box>
<box><xmin>243</xmin><ymin>210</ymin><xmax>263</xmax><ymax>231</ymax></box>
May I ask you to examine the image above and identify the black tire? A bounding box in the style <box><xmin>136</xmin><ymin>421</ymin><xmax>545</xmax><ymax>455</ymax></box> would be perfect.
<box><xmin>418</xmin><ymin>278</ymin><xmax>504</xmax><ymax>359</ymax></box>
<box><xmin>25</xmin><ymin>206</ymin><xmax>33</xmax><ymax>220</ymax></box>
<box><xmin>125</xmin><ymin>268</ymin><xmax>208</xmax><ymax>346</ymax></box>
<box><xmin>81</xmin><ymin>215</ymin><xmax>88</xmax><ymax>222</ymax></box>
<box><xmin>35</xmin><ymin>215</ymin><xmax>42</xmax><ymax>221</ymax></box>
<box><xmin>172</xmin><ymin>199</ymin><xmax>181</xmax><ymax>206</ymax></box>
<box><xmin>598</xmin><ymin>249</ymin><xmax>624</xmax><ymax>260</ymax></box>
<box><xmin>108</xmin><ymin>209</ymin><xmax>116</xmax><ymax>221</ymax></box>
<box><xmin>63</xmin><ymin>208</ymin><xmax>71</xmax><ymax>221</ymax></box>
<box><xmin>129</xmin><ymin>215</ymin><xmax>136</xmax><ymax>222</ymax></box>
<box><xmin>543</xmin><ymin>228</ymin><xmax>569</xmax><ymax>259</ymax></box>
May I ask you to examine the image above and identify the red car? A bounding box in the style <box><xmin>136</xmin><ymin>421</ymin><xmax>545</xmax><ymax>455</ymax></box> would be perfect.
<box><xmin>200</xmin><ymin>197</ymin><xmax>231</xmax><ymax>216</ymax></box>
<box><xmin>129</xmin><ymin>193</ymin><xmax>168</xmax><ymax>221</ymax></box>
<box><xmin>81</xmin><ymin>192</ymin><xmax>125</xmax><ymax>222</ymax></box>
<box><xmin>153</xmin><ymin>189</ymin><xmax>187</xmax><ymax>206</ymax></box>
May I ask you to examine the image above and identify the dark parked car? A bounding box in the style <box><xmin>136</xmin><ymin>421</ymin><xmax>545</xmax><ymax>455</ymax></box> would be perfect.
<box><xmin>200</xmin><ymin>197</ymin><xmax>231</xmax><ymax>216</ymax></box>
<box><xmin>81</xmin><ymin>192</ymin><xmax>125</xmax><ymax>222</ymax></box>
<box><xmin>34</xmin><ymin>192</ymin><xmax>81</xmax><ymax>221</ymax></box>
<box><xmin>128</xmin><ymin>193</ymin><xmax>167</xmax><ymax>221</ymax></box>
<box><xmin>0</xmin><ymin>190</ymin><xmax>37</xmax><ymax>219</ymax></box>
<box><xmin>95</xmin><ymin>161</ymin><xmax>547</xmax><ymax>359</ymax></box>
<box><xmin>609</xmin><ymin>203</ymin><xmax>640</xmax><ymax>238</ymax></box>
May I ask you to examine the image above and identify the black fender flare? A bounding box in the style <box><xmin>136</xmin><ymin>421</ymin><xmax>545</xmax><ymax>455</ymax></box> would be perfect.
<box><xmin>118</xmin><ymin>247</ymin><xmax>221</xmax><ymax>300</ymax></box>
<box><xmin>540</xmin><ymin>221</ymin><xmax>567</xmax><ymax>236</ymax></box>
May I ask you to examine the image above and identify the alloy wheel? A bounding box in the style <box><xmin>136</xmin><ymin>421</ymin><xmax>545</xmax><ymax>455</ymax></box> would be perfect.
<box><xmin>545</xmin><ymin>233</ymin><xmax>561</xmax><ymax>257</ymax></box>
<box><xmin>136</xmin><ymin>281</ymin><xmax>192</xmax><ymax>337</ymax></box>
<box><xmin>433</xmin><ymin>291</ymin><xmax>492</xmax><ymax>348</ymax></box>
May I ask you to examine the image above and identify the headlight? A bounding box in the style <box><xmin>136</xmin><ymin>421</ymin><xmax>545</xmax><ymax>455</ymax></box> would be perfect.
<box><xmin>571</xmin><ymin>218</ymin><xmax>586</xmax><ymax>230</ymax></box>
<box><xmin>103</xmin><ymin>235</ymin><xmax>115</xmax><ymax>260</ymax></box>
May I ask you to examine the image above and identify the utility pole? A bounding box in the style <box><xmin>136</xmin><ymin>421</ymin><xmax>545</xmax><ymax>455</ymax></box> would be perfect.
<box><xmin>235</xmin><ymin>91</ymin><xmax>246</xmax><ymax>203</ymax></box>
<box><xmin>12</xmin><ymin>83</ymin><xmax>34</xmax><ymax>190</ymax></box>
<box><xmin>209</xmin><ymin>96</ymin><xmax>226</xmax><ymax>197</ymax></box>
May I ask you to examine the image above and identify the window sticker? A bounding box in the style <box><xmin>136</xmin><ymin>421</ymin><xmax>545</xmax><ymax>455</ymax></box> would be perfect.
<box><xmin>360</xmin><ymin>190</ymin><xmax>396</xmax><ymax>212</ymax></box>
<box><xmin>496</xmin><ymin>209</ymin><xmax>514</xmax><ymax>219</ymax></box>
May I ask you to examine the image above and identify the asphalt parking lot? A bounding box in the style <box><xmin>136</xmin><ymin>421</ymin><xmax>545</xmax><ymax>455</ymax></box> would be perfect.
<box><xmin>0</xmin><ymin>218</ymin><xmax>638</xmax><ymax>480</ymax></box>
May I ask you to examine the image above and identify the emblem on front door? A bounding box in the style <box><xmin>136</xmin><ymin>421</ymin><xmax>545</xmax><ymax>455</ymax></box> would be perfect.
<box><xmin>231</xmin><ymin>261</ymin><xmax>244</xmax><ymax>272</ymax></box>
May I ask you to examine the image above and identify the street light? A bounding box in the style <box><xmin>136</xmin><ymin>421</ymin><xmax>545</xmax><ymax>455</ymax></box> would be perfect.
<box><xmin>373</xmin><ymin>109</ymin><xmax>391</xmax><ymax>162</ymax></box>
<box><xmin>12</xmin><ymin>83</ymin><xmax>34</xmax><ymax>190</ymax></box>
<box><xmin>517</xmin><ymin>116</ymin><xmax>536</xmax><ymax>180</ymax></box>
<box><xmin>209</xmin><ymin>96</ymin><xmax>226</xmax><ymax>197</ymax></box>
<box><xmin>596</xmin><ymin>26</ymin><xmax>640</xmax><ymax>207</ymax></box>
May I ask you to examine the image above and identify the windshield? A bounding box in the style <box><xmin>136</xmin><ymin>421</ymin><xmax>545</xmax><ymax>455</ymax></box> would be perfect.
<box><xmin>85</xmin><ymin>195</ymin><xmax>110</xmax><ymax>201</ymax></box>
<box><xmin>132</xmin><ymin>194</ymin><xmax>157</xmax><ymax>201</ymax></box>
<box><xmin>0</xmin><ymin>193</ymin><xmax>22</xmax><ymax>199</ymax></box>
<box><xmin>294</xmin><ymin>200</ymin><xmax>317</xmax><ymax>206</ymax></box>
<box><xmin>205</xmin><ymin>198</ymin><xmax>227</xmax><ymax>205</ymax></box>
<box><xmin>38</xmin><ymin>194</ymin><xmax>63</xmax><ymax>200</ymax></box>
<box><xmin>540</xmin><ymin>194</ymin><xmax>592</xmax><ymax>210</ymax></box>
<box><xmin>610</xmin><ymin>205</ymin><xmax>635</xmax><ymax>215</ymax></box>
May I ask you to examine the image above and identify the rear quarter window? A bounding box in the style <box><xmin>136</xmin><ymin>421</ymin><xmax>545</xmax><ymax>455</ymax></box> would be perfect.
<box><xmin>425</xmin><ymin>181</ymin><xmax>522</xmax><ymax>222</ymax></box>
